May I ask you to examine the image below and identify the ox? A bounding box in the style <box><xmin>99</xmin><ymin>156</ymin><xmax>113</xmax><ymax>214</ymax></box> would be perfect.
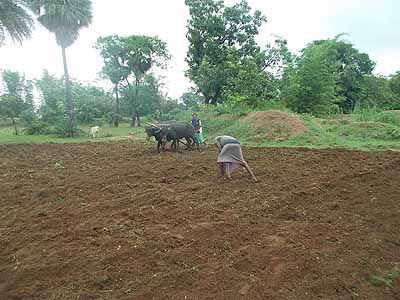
<box><xmin>145</xmin><ymin>121</ymin><xmax>191</xmax><ymax>153</ymax></box>
<box><xmin>90</xmin><ymin>126</ymin><xmax>99</xmax><ymax>138</ymax></box>
<box><xmin>159</xmin><ymin>121</ymin><xmax>199</xmax><ymax>152</ymax></box>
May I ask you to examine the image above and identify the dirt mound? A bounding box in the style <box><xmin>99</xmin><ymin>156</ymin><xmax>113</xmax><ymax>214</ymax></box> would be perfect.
<box><xmin>1</xmin><ymin>142</ymin><xmax>400</xmax><ymax>300</ymax></box>
<box><xmin>386</xmin><ymin>110</ymin><xmax>400</xmax><ymax>115</ymax></box>
<box><xmin>246</xmin><ymin>110</ymin><xmax>307</xmax><ymax>140</ymax></box>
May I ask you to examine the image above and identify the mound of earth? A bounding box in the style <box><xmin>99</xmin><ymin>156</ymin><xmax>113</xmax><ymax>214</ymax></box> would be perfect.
<box><xmin>246</xmin><ymin>110</ymin><xmax>307</xmax><ymax>141</ymax></box>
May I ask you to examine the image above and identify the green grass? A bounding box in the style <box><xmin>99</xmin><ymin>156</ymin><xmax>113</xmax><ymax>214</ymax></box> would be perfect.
<box><xmin>1</xmin><ymin>108</ymin><xmax>400</xmax><ymax>151</ymax></box>
<box><xmin>255</xmin><ymin>114</ymin><xmax>400</xmax><ymax>151</ymax></box>
<box><xmin>185</xmin><ymin>109</ymin><xmax>400</xmax><ymax>151</ymax></box>
<box><xmin>370</xmin><ymin>266</ymin><xmax>400</xmax><ymax>288</ymax></box>
<box><xmin>0</xmin><ymin>122</ymin><xmax>146</xmax><ymax>144</ymax></box>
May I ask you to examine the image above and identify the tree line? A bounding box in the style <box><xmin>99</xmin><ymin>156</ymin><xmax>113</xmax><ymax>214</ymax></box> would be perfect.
<box><xmin>1</xmin><ymin>0</ymin><xmax>399</xmax><ymax>136</ymax></box>
<box><xmin>0</xmin><ymin>69</ymin><xmax>185</xmax><ymax>135</ymax></box>
<box><xmin>184</xmin><ymin>0</ymin><xmax>400</xmax><ymax>113</ymax></box>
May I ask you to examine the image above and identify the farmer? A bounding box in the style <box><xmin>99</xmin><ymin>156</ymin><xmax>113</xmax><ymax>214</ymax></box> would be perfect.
<box><xmin>214</xmin><ymin>135</ymin><xmax>258</xmax><ymax>182</ymax></box>
<box><xmin>191</xmin><ymin>113</ymin><xmax>207</xmax><ymax>145</ymax></box>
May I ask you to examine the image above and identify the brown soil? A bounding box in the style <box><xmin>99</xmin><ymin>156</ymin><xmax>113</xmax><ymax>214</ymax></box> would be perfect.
<box><xmin>1</xmin><ymin>141</ymin><xmax>400</xmax><ymax>300</ymax></box>
<box><xmin>246</xmin><ymin>110</ymin><xmax>307</xmax><ymax>140</ymax></box>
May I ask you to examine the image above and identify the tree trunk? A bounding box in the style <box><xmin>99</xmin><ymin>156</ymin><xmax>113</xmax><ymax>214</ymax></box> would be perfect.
<box><xmin>211</xmin><ymin>87</ymin><xmax>221</xmax><ymax>105</ymax></box>
<box><xmin>61</xmin><ymin>46</ymin><xmax>75</xmax><ymax>137</ymax></box>
<box><xmin>136</xmin><ymin>109</ymin><xmax>140</xmax><ymax>127</ymax></box>
<box><xmin>124</xmin><ymin>79</ymin><xmax>135</xmax><ymax>127</ymax></box>
<box><xmin>131</xmin><ymin>110</ymin><xmax>136</xmax><ymax>127</ymax></box>
<box><xmin>11</xmin><ymin>118</ymin><xmax>18</xmax><ymax>135</ymax></box>
<box><xmin>134</xmin><ymin>79</ymin><xmax>140</xmax><ymax>127</ymax></box>
<box><xmin>114</xmin><ymin>83</ymin><xmax>119</xmax><ymax>127</ymax></box>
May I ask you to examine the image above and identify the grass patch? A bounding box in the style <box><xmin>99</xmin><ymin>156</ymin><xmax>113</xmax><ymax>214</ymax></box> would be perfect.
<box><xmin>351</xmin><ymin>109</ymin><xmax>400</xmax><ymax>126</ymax></box>
<box><xmin>1</xmin><ymin>108</ymin><xmax>400</xmax><ymax>151</ymax></box>
<box><xmin>252</xmin><ymin>113</ymin><xmax>400</xmax><ymax>150</ymax></box>
<box><xmin>0</xmin><ymin>123</ymin><xmax>145</xmax><ymax>145</ymax></box>
<box><xmin>370</xmin><ymin>266</ymin><xmax>400</xmax><ymax>288</ymax></box>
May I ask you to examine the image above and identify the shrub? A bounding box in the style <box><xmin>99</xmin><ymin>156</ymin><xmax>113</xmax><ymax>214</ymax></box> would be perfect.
<box><xmin>20</xmin><ymin>109</ymin><xmax>36</xmax><ymax>126</ymax></box>
<box><xmin>51</xmin><ymin>118</ymin><xmax>73</xmax><ymax>136</ymax></box>
<box><xmin>375</xmin><ymin>111</ymin><xmax>400</xmax><ymax>126</ymax></box>
<box><xmin>24</xmin><ymin>120</ymin><xmax>51</xmax><ymax>135</ymax></box>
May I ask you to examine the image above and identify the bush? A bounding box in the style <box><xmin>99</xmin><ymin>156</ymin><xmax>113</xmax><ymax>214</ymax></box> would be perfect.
<box><xmin>254</xmin><ymin>100</ymin><xmax>290</xmax><ymax>112</ymax></box>
<box><xmin>77</xmin><ymin>111</ymin><xmax>95</xmax><ymax>125</ymax></box>
<box><xmin>312</xmin><ymin>104</ymin><xmax>340</xmax><ymax>117</ymax></box>
<box><xmin>352</xmin><ymin>108</ymin><xmax>400</xmax><ymax>126</ymax></box>
<box><xmin>51</xmin><ymin>119</ymin><xmax>67</xmax><ymax>135</ymax></box>
<box><xmin>24</xmin><ymin>120</ymin><xmax>51</xmax><ymax>135</ymax></box>
<box><xmin>375</xmin><ymin>111</ymin><xmax>400</xmax><ymax>126</ymax></box>
<box><xmin>20</xmin><ymin>109</ymin><xmax>36</xmax><ymax>126</ymax></box>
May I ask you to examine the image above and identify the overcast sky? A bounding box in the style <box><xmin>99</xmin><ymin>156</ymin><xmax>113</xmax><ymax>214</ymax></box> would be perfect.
<box><xmin>0</xmin><ymin>0</ymin><xmax>399</xmax><ymax>98</ymax></box>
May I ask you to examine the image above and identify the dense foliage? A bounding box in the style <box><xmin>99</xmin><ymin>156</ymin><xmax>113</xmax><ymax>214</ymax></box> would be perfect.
<box><xmin>0</xmin><ymin>70</ymin><xmax>33</xmax><ymax>134</ymax></box>
<box><xmin>96</xmin><ymin>34</ymin><xmax>170</xmax><ymax>126</ymax></box>
<box><xmin>185</xmin><ymin>0</ymin><xmax>292</xmax><ymax>106</ymax></box>
<box><xmin>0</xmin><ymin>69</ymin><xmax>181</xmax><ymax>135</ymax></box>
<box><xmin>0</xmin><ymin>0</ymin><xmax>34</xmax><ymax>45</ymax></box>
<box><xmin>280</xmin><ymin>36</ymin><xmax>398</xmax><ymax>114</ymax></box>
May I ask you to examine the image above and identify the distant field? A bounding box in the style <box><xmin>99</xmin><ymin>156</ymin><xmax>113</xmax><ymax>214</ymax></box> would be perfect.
<box><xmin>0</xmin><ymin>121</ymin><xmax>145</xmax><ymax>144</ymax></box>
<box><xmin>1</xmin><ymin>110</ymin><xmax>400</xmax><ymax>151</ymax></box>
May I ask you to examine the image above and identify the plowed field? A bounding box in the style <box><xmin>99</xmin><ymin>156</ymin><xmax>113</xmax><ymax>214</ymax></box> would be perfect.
<box><xmin>1</xmin><ymin>141</ymin><xmax>399</xmax><ymax>300</ymax></box>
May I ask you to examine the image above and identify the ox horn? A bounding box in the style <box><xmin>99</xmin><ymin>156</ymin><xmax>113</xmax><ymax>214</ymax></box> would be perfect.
<box><xmin>145</xmin><ymin>122</ymin><xmax>159</xmax><ymax>128</ymax></box>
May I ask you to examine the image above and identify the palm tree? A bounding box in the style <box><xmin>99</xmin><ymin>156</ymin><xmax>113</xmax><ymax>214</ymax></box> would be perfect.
<box><xmin>0</xmin><ymin>0</ymin><xmax>34</xmax><ymax>45</ymax></box>
<box><xmin>30</xmin><ymin>0</ymin><xmax>92</xmax><ymax>136</ymax></box>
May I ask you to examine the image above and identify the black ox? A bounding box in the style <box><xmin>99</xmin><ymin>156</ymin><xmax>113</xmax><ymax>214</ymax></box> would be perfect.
<box><xmin>145</xmin><ymin>121</ymin><xmax>198</xmax><ymax>153</ymax></box>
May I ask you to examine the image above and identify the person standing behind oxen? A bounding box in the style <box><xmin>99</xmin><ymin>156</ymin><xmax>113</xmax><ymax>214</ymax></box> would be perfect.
<box><xmin>214</xmin><ymin>135</ymin><xmax>258</xmax><ymax>182</ymax></box>
<box><xmin>191</xmin><ymin>113</ymin><xmax>207</xmax><ymax>146</ymax></box>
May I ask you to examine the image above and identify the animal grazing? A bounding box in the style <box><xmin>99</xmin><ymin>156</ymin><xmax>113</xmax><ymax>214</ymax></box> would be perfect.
<box><xmin>90</xmin><ymin>126</ymin><xmax>99</xmax><ymax>138</ymax></box>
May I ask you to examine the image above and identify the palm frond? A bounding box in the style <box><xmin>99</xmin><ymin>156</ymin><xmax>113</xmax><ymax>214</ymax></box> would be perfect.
<box><xmin>32</xmin><ymin>0</ymin><xmax>92</xmax><ymax>48</ymax></box>
<box><xmin>0</xmin><ymin>0</ymin><xmax>34</xmax><ymax>44</ymax></box>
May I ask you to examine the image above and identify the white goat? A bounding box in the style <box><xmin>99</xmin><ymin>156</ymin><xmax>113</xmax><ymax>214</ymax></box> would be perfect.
<box><xmin>90</xmin><ymin>126</ymin><xmax>99</xmax><ymax>138</ymax></box>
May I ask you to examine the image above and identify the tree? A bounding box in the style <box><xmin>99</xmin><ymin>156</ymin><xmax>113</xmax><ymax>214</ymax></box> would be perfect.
<box><xmin>120</xmin><ymin>73</ymin><xmax>164</xmax><ymax>121</ymax></box>
<box><xmin>1</xmin><ymin>70</ymin><xmax>35</xmax><ymax>126</ymax></box>
<box><xmin>180</xmin><ymin>92</ymin><xmax>203</xmax><ymax>110</ymax></box>
<box><xmin>0</xmin><ymin>0</ymin><xmax>34</xmax><ymax>45</ymax></box>
<box><xmin>30</xmin><ymin>0</ymin><xmax>93</xmax><ymax>136</ymax></box>
<box><xmin>281</xmin><ymin>36</ymin><xmax>376</xmax><ymax>114</ymax></box>
<box><xmin>0</xmin><ymin>95</ymin><xmax>26</xmax><ymax>135</ymax></box>
<box><xmin>96</xmin><ymin>35</ymin><xmax>169</xmax><ymax>127</ymax></box>
<box><xmin>35</xmin><ymin>70</ymin><xmax>114</xmax><ymax>125</ymax></box>
<box><xmin>135</xmin><ymin>74</ymin><xmax>164</xmax><ymax>117</ymax></box>
<box><xmin>354</xmin><ymin>75</ymin><xmax>395</xmax><ymax>110</ymax></box>
<box><xmin>158</xmin><ymin>97</ymin><xmax>185</xmax><ymax>120</ymax></box>
<box><xmin>120</xmin><ymin>35</ymin><xmax>170</xmax><ymax>126</ymax></box>
<box><xmin>222</xmin><ymin>51</ymin><xmax>271</xmax><ymax>106</ymax></box>
<box><xmin>282</xmin><ymin>42</ymin><xmax>342</xmax><ymax>114</ymax></box>
<box><xmin>185</xmin><ymin>0</ymin><xmax>266</xmax><ymax>105</ymax></box>
<box><xmin>389</xmin><ymin>71</ymin><xmax>400</xmax><ymax>103</ymax></box>
<box><xmin>95</xmin><ymin>35</ymin><xmax>129</xmax><ymax>127</ymax></box>
<box><xmin>220</xmin><ymin>37</ymin><xmax>292</xmax><ymax>107</ymax></box>
<box><xmin>73</xmin><ymin>83</ymin><xmax>113</xmax><ymax>125</ymax></box>
<box><xmin>23</xmin><ymin>79</ymin><xmax>35</xmax><ymax>112</ymax></box>
<box><xmin>1</xmin><ymin>70</ymin><xmax>25</xmax><ymax>98</ymax></box>
<box><xmin>35</xmin><ymin>69</ymin><xmax>65</xmax><ymax>122</ymax></box>
<box><xmin>310</xmin><ymin>36</ymin><xmax>375</xmax><ymax>112</ymax></box>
